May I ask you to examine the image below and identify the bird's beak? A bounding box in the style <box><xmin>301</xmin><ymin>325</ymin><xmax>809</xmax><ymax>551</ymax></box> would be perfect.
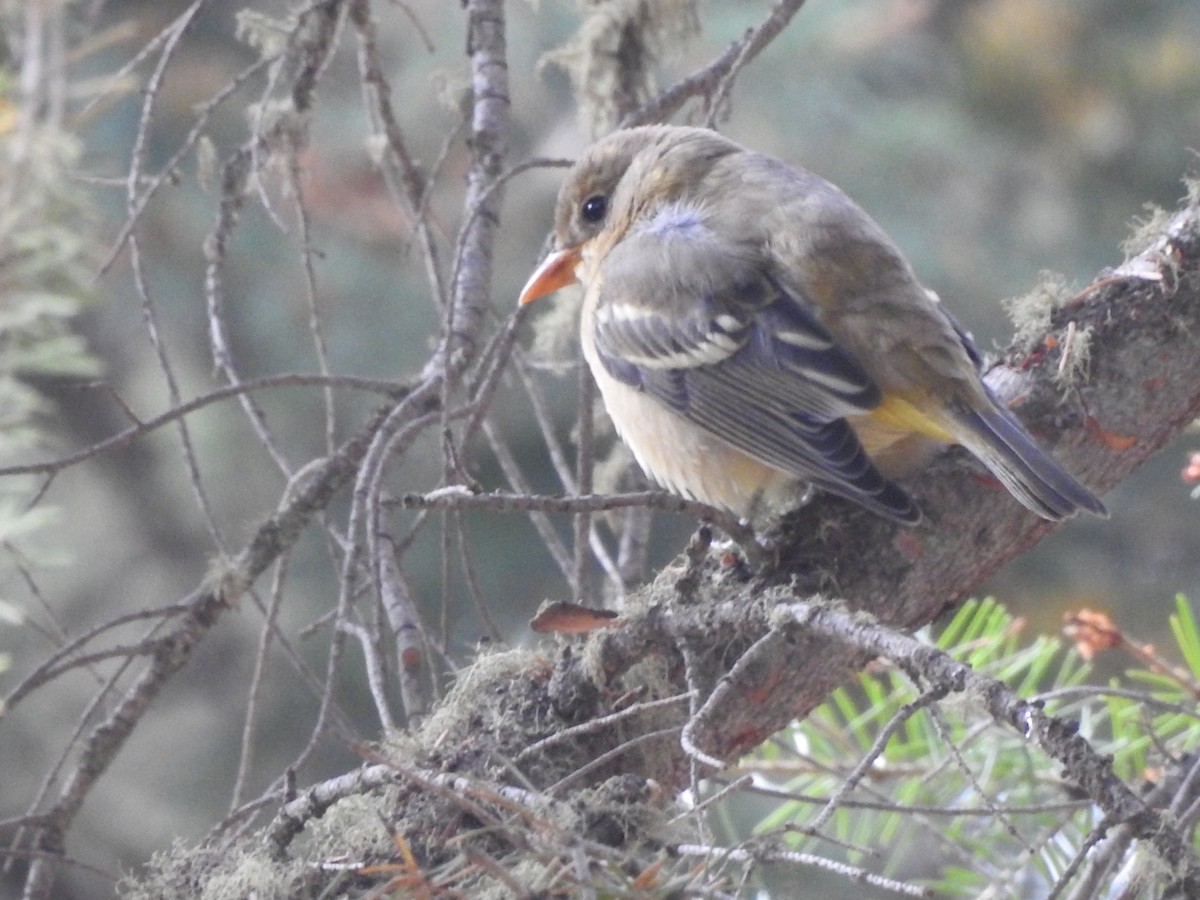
<box><xmin>519</xmin><ymin>245</ymin><xmax>583</xmax><ymax>305</ymax></box>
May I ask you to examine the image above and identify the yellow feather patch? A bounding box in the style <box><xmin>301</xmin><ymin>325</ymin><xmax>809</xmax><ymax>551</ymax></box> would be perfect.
<box><xmin>866</xmin><ymin>395</ymin><xmax>956</xmax><ymax>444</ymax></box>
<box><xmin>849</xmin><ymin>395</ymin><xmax>955</xmax><ymax>476</ymax></box>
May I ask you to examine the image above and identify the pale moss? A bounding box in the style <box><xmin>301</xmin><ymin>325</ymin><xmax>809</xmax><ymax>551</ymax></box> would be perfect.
<box><xmin>118</xmin><ymin>841</ymin><xmax>304</xmax><ymax>900</ymax></box>
<box><xmin>200</xmin><ymin>553</ymin><xmax>248</xmax><ymax>605</ymax></box>
<box><xmin>430</xmin><ymin>67</ymin><xmax>472</xmax><ymax>115</ymax></box>
<box><xmin>376</xmin><ymin>727</ymin><xmax>423</xmax><ymax>762</ymax></box>
<box><xmin>1121</xmin><ymin>201</ymin><xmax>1174</xmax><ymax>260</ymax></box>
<box><xmin>298</xmin><ymin>789</ymin><xmax>401</xmax><ymax>861</ymax></box>
<box><xmin>199</xmin><ymin>852</ymin><xmax>303</xmax><ymax>900</ymax></box>
<box><xmin>578</xmin><ymin>634</ymin><xmax>672</xmax><ymax>711</ymax></box>
<box><xmin>419</xmin><ymin>646</ymin><xmax>544</xmax><ymax>745</ymax></box>
<box><xmin>1184</xmin><ymin>172</ymin><xmax>1200</xmax><ymax>207</ymax></box>
<box><xmin>120</xmin><ymin>793</ymin><xmax>400</xmax><ymax>900</ymax></box>
<box><xmin>1002</xmin><ymin>270</ymin><xmax>1071</xmax><ymax>350</ymax></box>
<box><xmin>539</xmin><ymin>0</ymin><xmax>701</xmax><ymax>136</ymax></box>
<box><xmin>1053</xmin><ymin>322</ymin><xmax>1094</xmax><ymax>389</ymax></box>
<box><xmin>475</xmin><ymin>858</ymin><xmax>552</xmax><ymax>899</ymax></box>
<box><xmin>234</xmin><ymin>10</ymin><xmax>292</xmax><ymax>57</ymax></box>
<box><xmin>527</xmin><ymin>284</ymin><xmax>585</xmax><ymax>369</ymax></box>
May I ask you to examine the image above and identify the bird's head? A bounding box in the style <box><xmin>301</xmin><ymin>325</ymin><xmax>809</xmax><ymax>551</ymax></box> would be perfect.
<box><xmin>519</xmin><ymin>126</ymin><xmax>740</xmax><ymax>305</ymax></box>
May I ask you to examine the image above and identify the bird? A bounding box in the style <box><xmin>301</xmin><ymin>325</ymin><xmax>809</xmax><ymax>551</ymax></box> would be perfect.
<box><xmin>518</xmin><ymin>125</ymin><xmax>1107</xmax><ymax>525</ymax></box>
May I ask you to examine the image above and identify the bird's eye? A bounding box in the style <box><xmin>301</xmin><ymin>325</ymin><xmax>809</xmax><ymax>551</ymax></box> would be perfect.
<box><xmin>580</xmin><ymin>194</ymin><xmax>608</xmax><ymax>224</ymax></box>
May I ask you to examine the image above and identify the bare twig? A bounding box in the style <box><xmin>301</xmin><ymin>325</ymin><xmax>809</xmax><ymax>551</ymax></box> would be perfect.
<box><xmin>516</xmin><ymin>691</ymin><xmax>693</xmax><ymax>764</ymax></box>
<box><xmin>124</xmin><ymin>0</ymin><xmax>226</xmax><ymax>551</ymax></box>
<box><xmin>674</xmin><ymin>842</ymin><xmax>932</xmax><ymax>898</ymax></box>
<box><xmin>623</xmin><ymin>0</ymin><xmax>810</xmax><ymax>127</ymax></box>
<box><xmin>377</xmin><ymin>538</ymin><xmax>428</xmax><ymax>720</ymax></box>
<box><xmin>396</xmin><ymin>486</ymin><xmax>749</xmax><ymax>533</ymax></box>
<box><xmin>350</xmin><ymin>0</ymin><xmax>447</xmax><ymax>306</ymax></box>
<box><xmin>230</xmin><ymin>562</ymin><xmax>292</xmax><ymax>812</ymax></box>
<box><xmin>0</xmin><ymin>374</ymin><xmax>407</xmax><ymax>479</ymax></box>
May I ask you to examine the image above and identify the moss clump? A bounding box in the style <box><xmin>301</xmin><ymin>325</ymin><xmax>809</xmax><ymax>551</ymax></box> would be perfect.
<box><xmin>1002</xmin><ymin>270</ymin><xmax>1072</xmax><ymax>351</ymax></box>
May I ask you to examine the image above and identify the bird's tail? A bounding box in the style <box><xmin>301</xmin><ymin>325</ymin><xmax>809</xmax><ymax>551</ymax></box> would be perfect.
<box><xmin>957</xmin><ymin>403</ymin><xmax>1108</xmax><ymax>521</ymax></box>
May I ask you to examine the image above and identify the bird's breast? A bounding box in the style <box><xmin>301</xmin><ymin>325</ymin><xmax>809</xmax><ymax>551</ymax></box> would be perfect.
<box><xmin>580</xmin><ymin>310</ymin><xmax>796</xmax><ymax>517</ymax></box>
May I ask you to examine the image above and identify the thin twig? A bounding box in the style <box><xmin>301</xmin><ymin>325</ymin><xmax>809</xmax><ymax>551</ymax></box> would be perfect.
<box><xmin>623</xmin><ymin>0</ymin><xmax>810</xmax><ymax>128</ymax></box>
<box><xmin>0</xmin><ymin>374</ymin><xmax>408</xmax><ymax>479</ymax></box>
<box><xmin>806</xmin><ymin>686</ymin><xmax>945</xmax><ymax>837</ymax></box>
<box><xmin>515</xmin><ymin>691</ymin><xmax>693</xmax><ymax>763</ymax></box>
<box><xmin>230</xmin><ymin>559</ymin><xmax>292</xmax><ymax>812</ymax></box>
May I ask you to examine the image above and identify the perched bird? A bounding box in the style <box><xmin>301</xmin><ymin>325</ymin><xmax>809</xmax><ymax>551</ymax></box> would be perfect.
<box><xmin>519</xmin><ymin>125</ymin><xmax>1107</xmax><ymax>525</ymax></box>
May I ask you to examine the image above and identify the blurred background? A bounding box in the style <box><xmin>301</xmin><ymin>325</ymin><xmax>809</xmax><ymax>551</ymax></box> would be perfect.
<box><xmin>1</xmin><ymin>0</ymin><xmax>1198</xmax><ymax>896</ymax></box>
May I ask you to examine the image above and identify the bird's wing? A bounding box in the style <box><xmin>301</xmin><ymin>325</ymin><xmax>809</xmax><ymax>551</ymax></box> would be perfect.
<box><xmin>590</xmin><ymin>204</ymin><xmax>919</xmax><ymax>522</ymax></box>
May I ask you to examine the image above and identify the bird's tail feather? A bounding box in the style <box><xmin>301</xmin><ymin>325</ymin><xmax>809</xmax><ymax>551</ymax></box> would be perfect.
<box><xmin>958</xmin><ymin>404</ymin><xmax>1107</xmax><ymax>521</ymax></box>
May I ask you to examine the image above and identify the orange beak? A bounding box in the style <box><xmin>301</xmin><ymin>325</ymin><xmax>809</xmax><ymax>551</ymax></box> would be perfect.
<box><xmin>518</xmin><ymin>245</ymin><xmax>583</xmax><ymax>305</ymax></box>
